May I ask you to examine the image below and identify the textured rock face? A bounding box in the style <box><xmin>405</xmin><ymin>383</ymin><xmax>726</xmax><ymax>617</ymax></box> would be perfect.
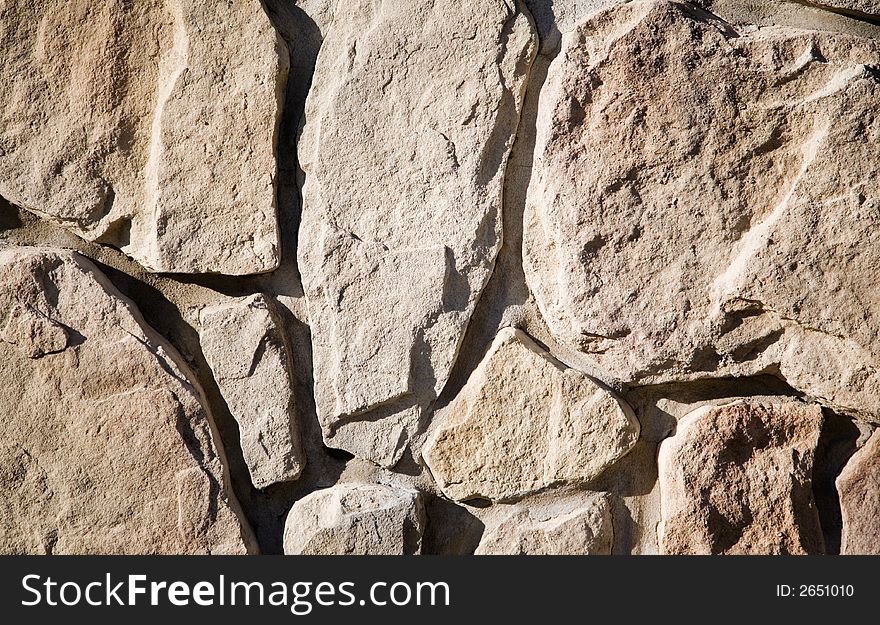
<box><xmin>836</xmin><ymin>0</ymin><xmax>880</xmax><ymax>13</ymax></box>
<box><xmin>283</xmin><ymin>483</ymin><xmax>424</xmax><ymax>555</ymax></box>
<box><xmin>0</xmin><ymin>247</ymin><xmax>250</xmax><ymax>554</ymax></box>
<box><xmin>425</xmin><ymin>328</ymin><xmax>639</xmax><ymax>502</ymax></box>
<box><xmin>0</xmin><ymin>0</ymin><xmax>286</xmax><ymax>274</ymax></box>
<box><xmin>658</xmin><ymin>400</ymin><xmax>824</xmax><ymax>555</ymax></box>
<box><xmin>523</xmin><ymin>0</ymin><xmax>880</xmax><ymax>420</ymax></box>
<box><xmin>476</xmin><ymin>493</ymin><xmax>613</xmax><ymax>555</ymax></box>
<box><xmin>200</xmin><ymin>294</ymin><xmax>304</xmax><ymax>490</ymax></box>
<box><xmin>297</xmin><ymin>0</ymin><xmax>537</xmax><ymax>465</ymax></box>
<box><xmin>837</xmin><ymin>430</ymin><xmax>880</xmax><ymax>555</ymax></box>
<box><xmin>4</xmin><ymin>0</ymin><xmax>880</xmax><ymax>557</ymax></box>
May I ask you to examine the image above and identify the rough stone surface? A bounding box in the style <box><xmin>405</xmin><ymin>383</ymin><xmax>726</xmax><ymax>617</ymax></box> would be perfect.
<box><xmin>833</xmin><ymin>0</ymin><xmax>880</xmax><ymax>14</ymax></box>
<box><xmin>0</xmin><ymin>247</ymin><xmax>251</xmax><ymax>554</ymax></box>
<box><xmin>297</xmin><ymin>0</ymin><xmax>537</xmax><ymax>465</ymax></box>
<box><xmin>840</xmin><ymin>0</ymin><xmax>880</xmax><ymax>12</ymax></box>
<box><xmin>523</xmin><ymin>0</ymin><xmax>880</xmax><ymax>422</ymax></box>
<box><xmin>200</xmin><ymin>294</ymin><xmax>304</xmax><ymax>490</ymax></box>
<box><xmin>425</xmin><ymin>328</ymin><xmax>639</xmax><ymax>502</ymax></box>
<box><xmin>283</xmin><ymin>483</ymin><xmax>424</xmax><ymax>555</ymax></box>
<box><xmin>476</xmin><ymin>492</ymin><xmax>613</xmax><ymax>554</ymax></box>
<box><xmin>837</xmin><ymin>429</ymin><xmax>880</xmax><ymax>554</ymax></box>
<box><xmin>5</xmin><ymin>0</ymin><xmax>880</xmax><ymax>556</ymax></box>
<box><xmin>0</xmin><ymin>0</ymin><xmax>286</xmax><ymax>274</ymax></box>
<box><xmin>658</xmin><ymin>400</ymin><xmax>824</xmax><ymax>554</ymax></box>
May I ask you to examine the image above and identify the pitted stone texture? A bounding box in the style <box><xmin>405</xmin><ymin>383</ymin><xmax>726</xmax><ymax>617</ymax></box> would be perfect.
<box><xmin>833</xmin><ymin>0</ymin><xmax>880</xmax><ymax>12</ymax></box>
<box><xmin>829</xmin><ymin>0</ymin><xmax>880</xmax><ymax>14</ymax></box>
<box><xmin>0</xmin><ymin>0</ymin><xmax>286</xmax><ymax>274</ymax></box>
<box><xmin>658</xmin><ymin>400</ymin><xmax>824</xmax><ymax>555</ymax></box>
<box><xmin>283</xmin><ymin>483</ymin><xmax>424</xmax><ymax>555</ymax></box>
<box><xmin>424</xmin><ymin>328</ymin><xmax>639</xmax><ymax>503</ymax></box>
<box><xmin>837</xmin><ymin>429</ymin><xmax>880</xmax><ymax>554</ymax></box>
<box><xmin>298</xmin><ymin>0</ymin><xmax>536</xmax><ymax>465</ymax></box>
<box><xmin>200</xmin><ymin>294</ymin><xmax>304</xmax><ymax>490</ymax></box>
<box><xmin>0</xmin><ymin>247</ymin><xmax>250</xmax><ymax>554</ymax></box>
<box><xmin>523</xmin><ymin>0</ymin><xmax>880</xmax><ymax>422</ymax></box>
<box><xmin>476</xmin><ymin>492</ymin><xmax>613</xmax><ymax>555</ymax></box>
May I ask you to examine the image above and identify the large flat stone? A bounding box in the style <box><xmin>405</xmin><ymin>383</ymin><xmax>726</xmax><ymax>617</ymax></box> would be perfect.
<box><xmin>0</xmin><ymin>0</ymin><xmax>286</xmax><ymax>274</ymax></box>
<box><xmin>523</xmin><ymin>0</ymin><xmax>880</xmax><ymax>421</ymax></box>
<box><xmin>0</xmin><ymin>246</ymin><xmax>251</xmax><ymax>553</ymax></box>
<box><xmin>297</xmin><ymin>0</ymin><xmax>537</xmax><ymax>464</ymax></box>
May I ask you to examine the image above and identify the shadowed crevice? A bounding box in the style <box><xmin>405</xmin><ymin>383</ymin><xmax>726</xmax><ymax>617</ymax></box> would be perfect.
<box><xmin>261</xmin><ymin>0</ymin><xmax>323</xmax><ymax>300</ymax></box>
<box><xmin>432</xmin><ymin>3</ymin><xmax>550</xmax><ymax>417</ymax></box>
<box><xmin>422</xmin><ymin>496</ymin><xmax>486</xmax><ymax>555</ymax></box>
<box><xmin>0</xmin><ymin>195</ymin><xmax>23</xmax><ymax>231</ymax></box>
<box><xmin>812</xmin><ymin>408</ymin><xmax>861</xmax><ymax>554</ymax></box>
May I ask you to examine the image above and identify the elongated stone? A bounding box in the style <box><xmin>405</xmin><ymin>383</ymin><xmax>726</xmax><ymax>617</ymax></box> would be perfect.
<box><xmin>297</xmin><ymin>0</ymin><xmax>537</xmax><ymax>465</ymax></box>
<box><xmin>837</xmin><ymin>429</ymin><xmax>880</xmax><ymax>554</ymax></box>
<box><xmin>200</xmin><ymin>294</ymin><xmax>304</xmax><ymax>490</ymax></box>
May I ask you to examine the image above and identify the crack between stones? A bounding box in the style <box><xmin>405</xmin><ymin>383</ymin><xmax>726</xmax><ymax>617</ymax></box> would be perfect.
<box><xmin>811</xmin><ymin>408</ymin><xmax>865</xmax><ymax>554</ymax></box>
<box><xmin>254</xmin><ymin>1</ymin><xmax>353</xmax><ymax>554</ymax></box>
<box><xmin>428</xmin><ymin>1</ymin><xmax>550</xmax><ymax>420</ymax></box>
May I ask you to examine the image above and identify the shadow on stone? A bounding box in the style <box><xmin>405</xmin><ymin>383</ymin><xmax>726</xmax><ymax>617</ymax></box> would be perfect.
<box><xmin>812</xmin><ymin>409</ymin><xmax>862</xmax><ymax>554</ymax></box>
<box><xmin>423</xmin><ymin>496</ymin><xmax>486</xmax><ymax>555</ymax></box>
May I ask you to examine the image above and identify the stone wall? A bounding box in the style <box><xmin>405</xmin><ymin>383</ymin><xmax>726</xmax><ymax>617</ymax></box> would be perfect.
<box><xmin>1</xmin><ymin>0</ymin><xmax>879</xmax><ymax>554</ymax></box>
